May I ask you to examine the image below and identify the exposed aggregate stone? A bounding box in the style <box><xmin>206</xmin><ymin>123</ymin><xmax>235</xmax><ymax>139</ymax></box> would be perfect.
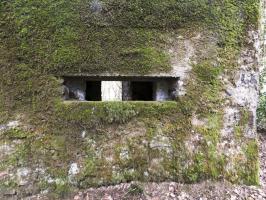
<box><xmin>19</xmin><ymin>133</ymin><xmax>266</xmax><ymax>200</ymax></box>
<box><xmin>70</xmin><ymin>132</ymin><xmax>266</xmax><ymax>200</ymax></box>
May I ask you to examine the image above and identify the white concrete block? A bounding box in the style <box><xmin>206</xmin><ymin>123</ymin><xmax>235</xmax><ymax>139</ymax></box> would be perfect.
<box><xmin>101</xmin><ymin>81</ymin><xmax>122</xmax><ymax>101</ymax></box>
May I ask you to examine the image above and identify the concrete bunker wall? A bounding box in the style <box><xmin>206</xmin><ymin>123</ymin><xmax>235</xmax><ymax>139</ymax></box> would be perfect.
<box><xmin>0</xmin><ymin>0</ymin><xmax>262</xmax><ymax>198</ymax></box>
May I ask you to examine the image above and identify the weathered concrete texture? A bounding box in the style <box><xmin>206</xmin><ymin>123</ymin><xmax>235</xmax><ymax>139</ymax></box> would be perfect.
<box><xmin>63</xmin><ymin>78</ymin><xmax>86</xmax><ymax>101</ymax></box>
<box><xmin>0</xmin><ymin>0</ymin><xmax>263</xmax><ymax>199</ymax></box>
<box><xmin>154</xmin><ymin>80</ymin><xmax>178</xmax><ymax>101</ymax></box>
<box><xmin>122</xmin><ymin>81</ymin><xmax>132</xmax><ymax>101</ymax></box>
<box><xmin>168</xmin><ymin>32</ymin><xmax>218</xmax><ymax>96</ymax></box>
<box><xmin>82</xmin><ymin>133</ymin><xmax>265</xmax><ymax>200</ymax></box>
<box><xmin>0</xmin><ymin>27</ymin><xmax>261</xmax><ymax>196</ymax></box>
<box><xmin>222</xmin><ymin>31</ymin><xmax>260</xmax><ymax>139</ymax></box>
<box><xmin>67</xmin><ymin>133</ymin><xmax>266</xmax><ymax>200</ymax></box>
<box><xmin>154</xmin><ymin>81</ymin><xmax>169</xmax><ymax>101</ymax></box>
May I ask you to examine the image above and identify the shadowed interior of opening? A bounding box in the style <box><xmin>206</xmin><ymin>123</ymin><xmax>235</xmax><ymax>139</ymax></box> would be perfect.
<box><xmin>62</xmin><ymin>76</ymin><xmax>179</xmax><ymax>101</ymax></box>
<box><xmin>86</xmin><ymin>81</ymin><xmax>101</xmax><ymax>101</ymax></box>
<box><xmin>131</xmin><ymin>81</ymin><xmax>154</xmax><ymax>101</ymax></box>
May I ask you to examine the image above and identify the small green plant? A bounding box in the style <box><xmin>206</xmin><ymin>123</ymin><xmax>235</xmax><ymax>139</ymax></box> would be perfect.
<box><xmin>3</xmin><ymin>128</ymin><xmax>31</xmax><ymax>140</ymax></box>
<box><xmin>0</xmin><ymin>0</ymin><xmax>260</xmax><ymax>192</ymax></box>
<box><xmin>127</xmin><ymin>183</ymin><xmax>144</xmax><ymax>196</ymax></box>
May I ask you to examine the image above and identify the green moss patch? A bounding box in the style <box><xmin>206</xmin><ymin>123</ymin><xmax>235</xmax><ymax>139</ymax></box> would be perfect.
<box><xmin>0</xmin><ymin>0</ymin><xmax>261</xmax><ymax>195</ymax></box>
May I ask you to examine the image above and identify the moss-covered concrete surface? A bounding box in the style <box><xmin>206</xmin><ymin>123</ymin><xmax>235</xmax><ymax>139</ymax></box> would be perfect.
<box><xmin>0</xmin><ymin>0</ymin><xmax>262</xmax><ymax>198</ymax></box>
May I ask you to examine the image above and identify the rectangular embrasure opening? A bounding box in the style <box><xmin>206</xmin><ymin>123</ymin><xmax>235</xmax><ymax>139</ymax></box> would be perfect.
<box><xmin>62</xmin><ymin>76</ymin><xmax>179</xmax><ymax>102</ymax></box>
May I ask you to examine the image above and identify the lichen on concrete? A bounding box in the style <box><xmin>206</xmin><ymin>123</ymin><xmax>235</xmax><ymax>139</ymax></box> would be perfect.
<box><xmin>0</xmin><ymin>0</ymin><xmax>262</xmax><ymax>198</ymax></box>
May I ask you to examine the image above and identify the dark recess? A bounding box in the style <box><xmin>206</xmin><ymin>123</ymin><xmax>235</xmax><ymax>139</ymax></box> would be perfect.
<box><xmin>131</xmin><ymin>81</ymin><xmax>154</xmax><ymax>101</ymax></box>
<box><xmin>86</xmin><ymin>81</ymin><xmax>101</xmax><ymax>101</ymax></box>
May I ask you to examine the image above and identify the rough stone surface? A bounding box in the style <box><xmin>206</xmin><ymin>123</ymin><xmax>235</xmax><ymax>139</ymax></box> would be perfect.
<box><xmin>21</xmin><ymin>132</ymin><xmax>266</xmax><ymax>200</ymax></box>
<box><xmin>68</xmin><ymin>163</ymin><xmax>80</xmax><ymax>183</ymax></box>
<box><xmin>0</xmin><ymin>120</ymin><xmax>20</xmax><ymax>133</ymax></box>
<box><xmin>0</xmin><ymin>0</ymin><xmax>263</xmax><ymax>198</ymax></box>
<box><xmin>16</xmin><ymin>168</ymin><xmax>31</xmax><ymax>186</ymax></box>
<box><xmin>69</xmin><ymin>133</ymin><xmax>266</xmax><ymax>200</ymax></box>
<box><xmin>222</xmin><ymin>31</ymin><xmax>260</xmax><ymax>139</ymax></box>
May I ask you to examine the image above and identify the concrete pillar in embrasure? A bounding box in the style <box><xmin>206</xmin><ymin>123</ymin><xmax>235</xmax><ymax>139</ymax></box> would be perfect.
<box><xmin>101</xmin><ymin>81</ymin><xmax>122</xmax><ymax>101</ymax></box>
